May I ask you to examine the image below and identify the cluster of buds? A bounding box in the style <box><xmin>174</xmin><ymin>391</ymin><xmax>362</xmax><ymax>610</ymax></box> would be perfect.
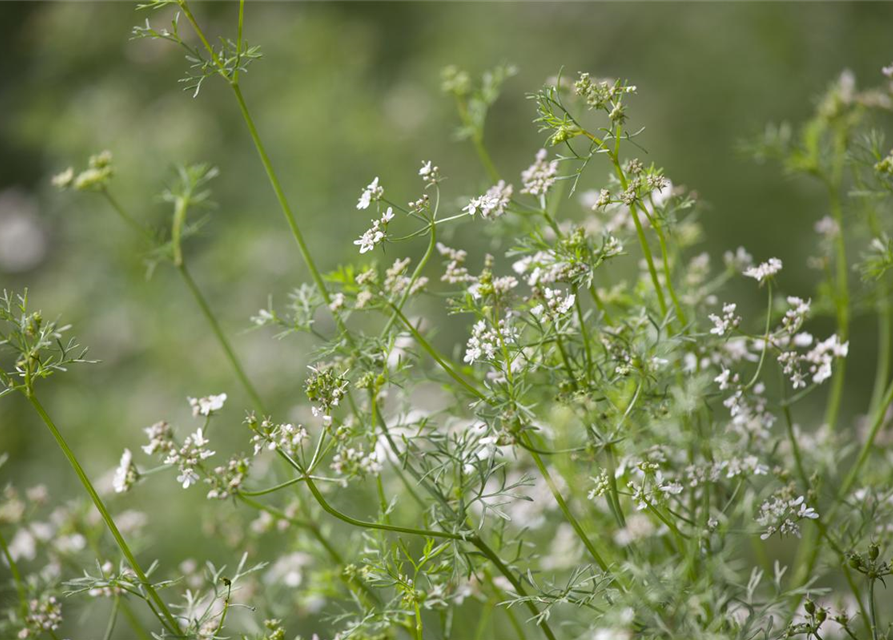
<box><xmin>52</xmin><ymin>150</ymin><xmax>114</xmax><ymax>192</ymax></box>
<box><xmin>782</xmin><ymin>597</ymin><xmax>828</xmax><ymax>639</ymax></box>
<box><xmin>304</xmin><ymin>365</ymin><xmax>349</xmax><ymax>423</ymax></box>
<box><xmin>848</xmin><ymin>542</ymin><xmax>891</xmax><ymax>579</ymax></box>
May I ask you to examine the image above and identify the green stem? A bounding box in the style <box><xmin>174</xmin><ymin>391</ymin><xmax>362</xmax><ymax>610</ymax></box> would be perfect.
<box><xmin>230</xmin><ymin>84</ymin><xmax>342</xmax><ymax>321</ymax></box>
<box><xmin>389</xmin><ymin>304</ymin><xmax>486</xmax><ymax>401</ymax></box>
<box><xmin>100</xmin><ymin>188</ymin><xmax>266</xmax><ymax>416</ymax></box>
<box><xmin>796</xmin><ymin>377</ymin><xmax>893</xmax><ymax>586</ymax></box>
<box><xmin>177</xmin><ymin>263</ymin><xmax>266</xmax><ymax>415</ymax></box>
<box><xmin>654</xmin><ymin>222</ymin><xmax>688</xmax><ymax>326</ymax></box>
<box><xmin>120</xmin><ymin>599</ymin><xmax>154</xmax><ymax>640</ymax></box>
<box><xmin>824</xmin><ymin>132</ymin><xmax>849</xmax><ymax>432</ymax></box>
<box><xmin>869</xmin><ymin>578</ymin><xmax>880</xmax><ymax>640</ymax></box>
<box><xmin>301</xmin><ymin>470</ymin><xmax>463</xmax><ymax>541</ymax></box>
<box><xmin>521</xmin><ymin>434</ymin><xmax>609</xmax><ymax>572</ymax></box>
<box><xmin>0</xmin><ymin>527</ymin><xmax>27</xmax><ymax>617</ymax></box>
<box><xmin>381</xmin><ymin>197</ymin><xmax>438</xmax><ymax>338</ymax></box>
<box><xmin>470</xmin><ymin>537</ymin><xmax>557</xmax><ymax>640</ymax></box>
<box><xmin>473</xmin><ymin>134</ymin><xmax>500</xmax><ymax>183</ymax></box>
<box><xmin>102</xmin><ymin>595</ymin><xmax>120</xmax><ymax>640</ymax></box>
<box><xmin>871</xmin><ymin>281</ymin><xmax>891</xmax><ymax>413</ymax></box>
<box><xmin>100</xmin><ymin>189</ymin><xmax>154</xmax><ymax>241</ymax></box>
<box><xmin>27</xmin><ymin>392</ymin><xmax>180</xmax><ymax>634</ymax></box>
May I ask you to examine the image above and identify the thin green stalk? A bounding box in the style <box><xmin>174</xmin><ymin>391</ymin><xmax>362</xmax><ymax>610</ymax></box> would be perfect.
<box><xmin>574</xmin><ymin>291</ymin><xmax>593</xmax><ymax>383</ymax></box>
<box><xmin>824</xmin><ymin>131</ymin><xmax>850</xmax><ymax>432</ymax></box>
<box><xmin>120</xmin><ymin>599</ymin><xmax>154</xmax><ymax>640</ymax></box>
<box><xmin>177</xmin><ymin>263</ymin><xmax>266</xmax><ymax>415</ymax></box>
<box><xmin>381</xmin><ymin>192</ymin><xmax>438</xmax><ymax>338</ymax></box>
<box><xmin>654</xmin><ymin>223</ymin><xmax>688</xmax><ymax>326</ymax></box>
<box><xmin>275</xmin><ymin>443</ymin><xmax>557</xmax><ymax>638</ymax></box>
<box><xmin>795</xmin><ymin>377</ymin><xmax>893</xmax><ymax>586</ymax></box>
<box><xmin>470</xmin><ymin>537</ymin><xmax>558</xmax><ymax>640</ymax></box>
<box><xmin>100</xmin><ymin>189</ymin><xmax>266</xmax><ymax>416</ymax></box>
<box><xmin>553</xmin><ymin>330</ymin><xmax>579</xmax><ymax>392</ymax></box>
<box><xmin>0</xmin><ymin>527</ymin><xmax>27</xmax><ymax>618</ymax></box>
<box><xmin>100</xmin><ymin>189</ymin><xmax>154</xmax><ymax>241</ymax></box>
<box><xmin>102</xmin><ymin>595</ymin><xmax>120</xmax><ymax>640</ymax></box>
<box><xmin>608</xmin><ymin>134</ymin><xmax>668</xmax><ymax>318</ymax></box>
<box><xmin>414</xmin><ymin>601</ymin><xmax>424</xmax><ymax>640</ymax></box>
<box><xmin>27</xmin><ymin>393</ymin><xmax>180</xmax><ymax>634</ymax></box>
<box><xmin>473</xmin><ymin>134</ymin><xmax>500</xmax><ymax>183</ymax></box>
<box><xmin>588</xmin><ymin>284</ymin><xmax>613</xmax><ymax>325</ymax></box>
<box><xmin>230</xmin><ymin>84</ymin><xmax>337</xmax><ymax>314</ymax></box>
<box><xmin>605</xmin><ymin>445</ymin><xmax>626</xmax><ymax>528</ymax></box>
<box><xmin>869</xmin><ymin>578</ymin><xmax>880</xmax><ymax>640</ymax></box>
<box><xmin>840</xmin><ymin>377</ymin><xmax>893</xmax><ymax>498</ymax></box>
<box><xmin>177</xmin><ymin>0</ymin><xmax>350</xmax><ymax>341</ymax></box>
<box><xmin>389</xmin><ymin>304</ymin><xmax>486</xmax><ymax>401</ymax></box>
<box><xmin>301</xmin><ymin>470</ymin><xmax>463</xmax><ymax>541</ymax></box>
<box><xmin>521</xmin><ymin>434</ymin><xmax>609</xmax><ymax>572</ymax></box>
<box><xmin>871</xmin><ymin>281</ymin><xmax>891</xmax><ymax>413</ymax></box>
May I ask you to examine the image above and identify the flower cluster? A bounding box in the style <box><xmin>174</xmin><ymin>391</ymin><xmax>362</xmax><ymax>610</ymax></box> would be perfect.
<box><xmin>205</xmin><ymin>455</ymin><xmax>250</xmax><ymax>500</ymax></box>
<box><xmin>188</xmin><ymin>393</ymin><xmax>227</xmax><ymax>418</ymax></box>
<box><xmin>52</xmin><ymin>150</ymin><xmax>114</xmax><ymax>192</ymax></box>
<box><xmin>531</xmin><ymin>287</ymin><xmax>576</xmax><ymax>323</ymax></box>
<box><xmin>756</xmin><ymin>493</ymin><xmax>819</xmax><ymax>540</ymax></box>
<box><xmin>520</xmin><ymin>149</ymin><xmax>559</xmax><ymax>196</ymax></box>
<box><xmin>355</xmin><ymin>207</ymin><xmax>395</xmax><ymax>254</ymax></box>
<box><xmin>331</xmin><ymin>446</ymin><xmax>383</xmax><ymax>479</ymax></box>
<box><xmin>163</xmin><ymin>427</ymin><xmax>216</xmax><ymax>489</ymax></box>
<box><xmin>18</xmin><ymin>597</ymin><xmax>63</xmax><ymax>638</ymax></box>
<box><xmin>463</xmin><ymin>318</ymin><xmax>517</xmax><ymax>365</ymax></box>
<box><xmin>463</xmin><ymin>181</ymin><xmax>513</xmax><ymax>219</ymax></box>
<box><xmin>250</xmin><ymin>419</ymin><xmax>309</xmax><ymax>458</ymax></box>
<box><xmin>356</xmin><ymin>177</ymin><xmax>384</xmax><ymax>210</ymax></box>
<box><xmin>743</xmin><ymin>257</ymin><xmax>783</xmax><ymax>283</ymax></box>
<box><xmin>708</xmin><ymin>302</ymin><xmax>740</xmax><ymax>336</ymax></box>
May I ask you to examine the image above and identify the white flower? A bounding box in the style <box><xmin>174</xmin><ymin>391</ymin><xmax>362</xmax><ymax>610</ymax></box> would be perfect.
<box><xmin>464</xmin><ymin>319</ymin><xmax>517</xmax><ymax>365</ymax></box>
<box><xmin>814</xmin><ymin>215</ymin><xmax>839</xmax><ymax>238</ymax></box>
<box><xmin>714</xmin><ymin>368</ymin><xmax>733</xmax><ymax>391</ymax></box>
<box><xmin>354</xmin><ymin>207</ymin><xmax>394</xmax><ymax>254</ymax></box>
<box><xmin>177</xmin><ymin>468</ymin><xmax>200</xmax><ymax>489</ymax></box>
<box><xmin>188</xmin><ymin>393</ymin><xmax>227</xmax><ymax>417</ymax></box>
<box><xmin>782</xmin><ymin>296</ymin><xmax>811</xmax><ymax>334</ymax></box>
<box><xmin>419</xmin><ymin>160</ymin><xmax>440</xmax><ymax>185</ymax></box>
<box><xmin>521</xmin><ymin>149</ymin><xmax>559</xmax><ymax>196</ymax></box>
<box><xmin>532</xmin><ymin>287</ymin><xmax>576</xmax><ymax>323</ymax></box>
<box><xmin>724</xmin><ymin>246</ymin><xmax>753</xmax><ymax>271</ymax></box>
<box><xmin>708</xmin><ymin>302</ymin><xmax>740</xmax><ymax>336</ymax></box>
<box><xmin>743</xmin><ymin>258</ymin><xmax>782</xmax><ymax>283</ymax></box>
<box><xmin>357</xmin><ymin>177</ymin><xmax>383</xmax><ymax>210</ymax></box>
<box><xmin>464</xmin><ymin>181</ymin><xmax>513</xmax><ymax>219</ymax></box>
<box><xmin>757</xmin><ymin>494</ymin><xmax>819</xmax><ymax>540</ymax></box>
<box><xmin>354</xmin><ymin>220</ymin><xmax>384</xmax><ymax>254</ymax></box>
<box><xmin>883</xmin><ymin>63</ymin><xmax>893</xmax><ymax>79</ymax></box>
<box><xmin>112</xmin><ymin>449</ymin><xmax>137</xmax><ymax>494</ymax></box>
<box><xmin>164</xmin><ymin>428</ymin><xmax>215</xmax><ymax>490</ymax></box>
<box><xmin>328</xmin><ymin>292</ymin><xmax>345</xmax><ymax>312</ymax></box>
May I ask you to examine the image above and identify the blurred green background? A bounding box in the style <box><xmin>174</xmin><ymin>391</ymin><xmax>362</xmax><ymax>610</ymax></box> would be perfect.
<box><xmin>1</xmin><ymin>1</ymin><xmax>892</xmax><ymax>636</ymax></box>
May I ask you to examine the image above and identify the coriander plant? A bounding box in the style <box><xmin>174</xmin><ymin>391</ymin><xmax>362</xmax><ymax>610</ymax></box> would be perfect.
<box><xmin>4</xmin><ymin>3</ymin><xmax>893</xmax><ymax>640</ymax></box>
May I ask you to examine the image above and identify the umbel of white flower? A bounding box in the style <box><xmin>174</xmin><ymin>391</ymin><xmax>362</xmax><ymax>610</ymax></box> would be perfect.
<box><xmin>356</xmin><ymin>177</ymin><xmax>384</xmax><ymax>210</ymax></box>
<box><xmin>188</xmin><ymin>393</ymin><xmax>227</xmax><ymax>417</ymax></box>
<box><xmin>743</xmin><ymin>258</ymin><xmax>782</xmax><ymax>283</ymax></box>
<box><xmin>521</xmin><ymin>149</ymin><xmax>559</xmax><ymax>196</ymax></box>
